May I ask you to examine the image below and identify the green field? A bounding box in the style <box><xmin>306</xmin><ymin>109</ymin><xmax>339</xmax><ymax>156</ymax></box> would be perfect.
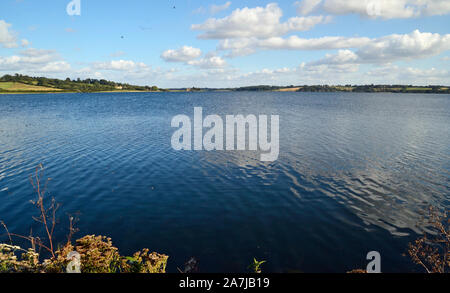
<box><xmin>405</xmin><ymin>87</ymin><xmax>433</xmax><ymax>91</ymax></box>
<box><xmin>0</xmin><ymin>82</ymin><xmax>62</xmax><ymax>92</ymax></box>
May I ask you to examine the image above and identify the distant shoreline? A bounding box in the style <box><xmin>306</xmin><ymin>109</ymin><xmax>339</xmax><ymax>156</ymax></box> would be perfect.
<box><xmin>0</xmin><ymin>90</ymin><xmax>162</xmax><ymax>95</ymax></box>
<box><xmin>1</xmin><ymin>89</ymin><xmax>450</xmax><ymax>95</ymax></box>
<box><xmin>1</xmin><ymin>74</ymin><xmax>449</xmax><ymax>95</ymax></box>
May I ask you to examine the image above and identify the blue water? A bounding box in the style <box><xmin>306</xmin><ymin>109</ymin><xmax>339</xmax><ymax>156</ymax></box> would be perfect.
<box><xmin>0</xmin><ymin>92</ymin><xmax>449</xmax><ymax>272</ymax></box>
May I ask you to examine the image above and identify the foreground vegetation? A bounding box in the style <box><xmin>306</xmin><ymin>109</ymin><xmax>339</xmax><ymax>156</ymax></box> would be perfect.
<box><xmin>0</xmin><ymin>236</ymin><xmax>168</xmax><ymax>273</ymax></box>
<box><xmin>407</xmin><ymin>207</ymin><xmax>449</xmax><ymax>273</ymax></box>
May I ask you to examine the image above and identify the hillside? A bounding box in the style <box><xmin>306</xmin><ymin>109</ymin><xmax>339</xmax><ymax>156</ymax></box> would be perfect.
<box><xmin>0</xmin><ymin>74</ymin><xmax>160</xmax><ymax>93</ymax></box>
<box><xmin>0</xmin><ymin>81</ymin><xmax>62</xmax><ymax>92</ymax></box>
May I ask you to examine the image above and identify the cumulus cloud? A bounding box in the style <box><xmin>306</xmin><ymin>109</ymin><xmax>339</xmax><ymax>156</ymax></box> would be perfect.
<box><xmin>93</xmin><ymin>60</ymin><xmax>148</xmax><ymax>71</ymax></box>
<box><xmin>161</xmin><ymin>46</ymin><xmax>202</xmax><ymax>62</ymax></box>
<box><xmin>0</xmin><ymin>49</ymin><xmax>57</xmax><ymax>68</ymax></box>
<box><xmin>0</xmin><ymin>48</ymin><xmax>70</xmax><ymax>72</ymax></box>
<box><xmin>295</xmin><ymin>0</ymin><xmax>450</xmax><ymax>19</ymax></box>
<box><xmin>40</xmin><ymin>61</ymin><xmax>71</xmax><ymax>73</ymax></box>
<box><xmin>308</xmin><ymin>49</ymin><xmax>359</xmax><ymax>66</ymax></box>
<box><xmin>0</xmin><ymin>20</ymin><xmax>19</xmax><ymax>48</ymax></box>
<box><xmin>219</xmin><ymin>30</ymin><xmax>450</xmax><ymax>63</ymax></box>
<box><xmin>189</xmin><ymin>61</ymin><xmax>362</xmax><ymax>87</ymax></box>
<box><xmin>192</xmin><ymin>3</ymin><xmax>331</xmax><ymax>39</ymax></box>
<box><xmin>322</xmin><ymin>0</ymin><xmax>417</xmax><ymax>18</ymax></box>
<box><xmin>302</xmin><ymin>61</ymin><xmax>360</xmax><ymax>76</ymax></box>
<box><xmin>187</xmin><ymin>56</ymin><xmax>227</xmax><ymax>68</ymax></box>
<box><xmin>210</xmin><ymin>2</ymin><xmax>232</xmax><ymax>14</ymax></box>
<box><xmin>205</xmin><ymin>61</ymin><xmax>448</xmax><ymax>88</ymax></box>
<box><xmin>308</xmin><ymin>30</ymin><xmax>450</xmax><ymax>66</ymax></box>
<box><xmin>160</xmin><ymin>46</ymin><xmax>225</xmax><ymax>69</ymax></box>
<box><xmin>366</xmin><ymin>64</ymin><xmax>450</xmax><ymax>84</ymax></box>
<box><xmin>295</xmin><ymin>0</ymin><xmax>322</xmax><ymax>15</ymax></box>
<box><xmin>218</xmin><ymin>35</ymin><xmax>371</xmax><ymax>57</ymax></box>
<box><xmin>357</xmin><ymin>30</ymin><xmax>450</xmax><ymax>62</ymax></box>
<box><xmin>192</xmin><ymin>2</ymin><xmax>450</xmax><ymax>62</ymax></box>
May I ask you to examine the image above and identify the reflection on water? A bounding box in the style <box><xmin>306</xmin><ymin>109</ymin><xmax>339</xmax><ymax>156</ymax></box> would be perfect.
<box><xmin>0</xmin><ymin>92</ymin><xmax>449</xmax><ymax>272</ymax></box>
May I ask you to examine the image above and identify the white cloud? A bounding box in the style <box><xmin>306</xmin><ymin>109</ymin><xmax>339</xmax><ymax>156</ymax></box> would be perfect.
<box><xmin>187</xmin><ymin>56</ymin><xmax>227</xmax><ymax>68</ymax></box>
<box><xmin>0</xmin><ymin>48</ymin><xmax>69</xmax><ymax>73</ymax></box>
<box><xmin>302</xmin><ymin>61</ymin><xmax>360</xmax><ymax>75</ymax></box>
<box><xmin>0</xmin><ymin>49</ymin><xmax>57</xmax><ymax>69</ymax></box>
<box><xmin>187</xmin><ymin>61</ymin><xmax>362</xmax><ymax>87</ymax></box>
<box><xmin>296</xmin><ymin>0</ymin><xmax>450</xmax><ymax>19</ymax></box>
<box><xmin>93</xmin><ymin>60</ymin><xmax>148</xmax><ymax>71</ymax></box>
<box><xmin>160</xmin><ymin>46</ymin><xmax>226</xmax><ymax>69</ymax></box>
<box><xmin>308</xmin><ymin>49</ymin><xmax>359</xmax><ymax>65</ymax></box>
<box><xmin>207</xmin><ymin>61</ymin><xmax>448</xmax><ymax>87</ymax></box>
<box><xmin>71</xmin><ymin>63</ymin><xmax>179</xmax><ymax>87</ymax></box>
<box><xmin>260</xmin><ymin>35</ymin><xmax>371</xmax><ymax>50</ymax></box>
<box><xmin>295</xmin><ymin>0</ymin><xmax>322</xmax><ymax>15</ymax></box>
<box><xmin>0</xmin><ymin>20</ymin><xmax>19</xmax><ymax>48</ymax></box>
<box><xmin>357</xmin><ymin>30</ymin><xmax>450</xmax><ymax>63</ymax></box>
<box><xmin>367</xmin><ymin>64</ymin><xmax>450</xmax><ymax>84</ymax></box>
<box><xmin>218</xmin><ymin>35</ymin><xmax>371</xmax><ymax>57</ymax></box>
<box><xmin>161</xmin><ymin>46</ymin><xmax>202</xmax><ymax>62</ymax></box>
<box><xmin>219</xmin><ymin>30</ymin><xmax>450</xmax><ymax>64</ymax></box>
<box><xmin>192</xmin><ymin>3</ymin><xmax>331</xmax><ymax>39</ymax></box>
<box><xmin>210</xmin><ymin>2</ymin><xmax>232</xmax><ymax>14</ymax></box>
<box><xmin>421</xmin><ymin>0</ymin><xmax>450</xmax><ymax>16</ymax></box>
<box><xmin>40</xmin><ymin>61</ymin><xmax>71</xmax><ymax>73</ymax></box>
<box><xmin>310</xmin><ymin>30</ymin><xmax>450</xmax><ymax>66</ymax></box>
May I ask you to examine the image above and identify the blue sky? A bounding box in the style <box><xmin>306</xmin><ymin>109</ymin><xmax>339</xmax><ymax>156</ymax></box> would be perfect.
<box><xmin>0</xmin><ymin>0</ymin><xmax>449</xmax><ymax>87</ymax></box>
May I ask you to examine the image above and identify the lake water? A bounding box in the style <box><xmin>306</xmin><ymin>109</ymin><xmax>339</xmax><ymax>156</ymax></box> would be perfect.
<box><xmin>0</xmin><ymin>92</ymin><xmax>449</xmax><ymax>272</ymax></box>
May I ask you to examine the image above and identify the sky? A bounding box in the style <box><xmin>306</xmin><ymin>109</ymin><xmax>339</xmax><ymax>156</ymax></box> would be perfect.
<box><xmin>0</xmin><ymin>0</ymin><xmax>449</xmax><ymax>88</ymax></box>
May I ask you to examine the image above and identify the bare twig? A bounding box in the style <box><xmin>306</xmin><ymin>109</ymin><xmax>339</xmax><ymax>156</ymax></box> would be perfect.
<box><xmin>28</xmin><ymin>165</ymin><xmax>56</xmax><ymax>258</ymax></box>
<box><xmin>3</xmin><ymin>164</ymin><xmax>58</xmax><ymax>258</ymax></box>
<box><xmin>1</xmin><ymin>220</ymin><xmax>13</xmax><ymax>245</ymax></box>
<box><xmin>67</xmin><ymin>214</ymin><xmax>79</xmax><ymax>244</ymax></box>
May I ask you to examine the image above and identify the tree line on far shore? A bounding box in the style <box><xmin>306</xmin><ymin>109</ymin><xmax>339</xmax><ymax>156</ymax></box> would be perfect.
<box><xmin>0</xmin><ymin>74</ymin><xmax>160</xmax><ymax>93</ymax></box>
<box><xmin>1</xmin><ymin>74</ymin><xmax>449</xmax><ymax>94</ymax></box>
<box><xmin>234</xmin><ymin>84</ymin><xmax>450</xmax><ymax>93</ymax></box>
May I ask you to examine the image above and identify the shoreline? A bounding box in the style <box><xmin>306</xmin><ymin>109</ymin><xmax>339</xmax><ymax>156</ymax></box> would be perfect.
<box><xmin>1</xmin><ymin>90</ymin><xmax>450</xmax><ymax>95</ymax></box>
<box><xmin>0</xmin><ymin>90</ymin><xmax>163</xmax><ymax>95</ymax></box>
